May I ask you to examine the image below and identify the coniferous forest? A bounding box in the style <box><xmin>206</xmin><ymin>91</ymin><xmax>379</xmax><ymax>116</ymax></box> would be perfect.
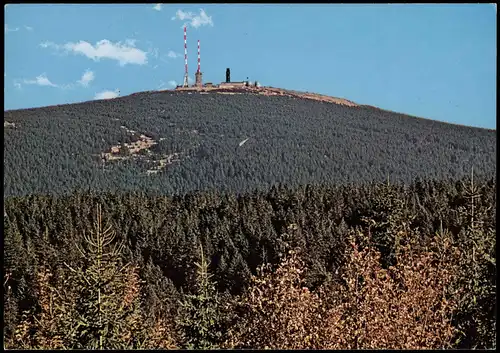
<box><xmin>3</xmin><ymin>91</ymin><xmax>497</xmax><ymax>349</ymax></box>
<box><xmin>4</xmin><ymin>90</ymin><xmax>496</xmax><ymax>197</ymax></box>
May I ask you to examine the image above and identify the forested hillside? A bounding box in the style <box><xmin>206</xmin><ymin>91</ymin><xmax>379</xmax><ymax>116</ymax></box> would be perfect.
<box><xmin>3</xmin><ymin>89</ymin><xmax>497</xmax><ymax>349</ymax></box>
<box><xmin>3</xmin><ymin>177</ymin><xmax>496</xmax><ymax>349</ymax></box>
<box><xmin>4</xmin><ymin>90</ymin><xmax>496</xmax><ymax>198</ymax></box>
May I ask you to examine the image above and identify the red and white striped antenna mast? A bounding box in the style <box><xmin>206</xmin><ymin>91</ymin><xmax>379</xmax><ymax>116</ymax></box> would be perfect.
<box><xmin>195</xmin><ymin>38</ymin><xmax>203</xmax><ymax>87</ymax></box>
<box><xmin>182</xmin><ymin>26</ymin><xmax>189</xmax><ymax>87</ymax></box>
<box><xmin>197</xmin><ymin>39</ymin><xmax>201</xmax><ymax>73</ymax></box>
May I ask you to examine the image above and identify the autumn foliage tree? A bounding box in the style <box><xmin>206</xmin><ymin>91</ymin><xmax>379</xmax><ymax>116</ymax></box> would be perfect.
<box><xmin>316</xmin><ymin>227</ymin><xmax>461</xmax><ymax>349</ymax></box>
<box><xmin>225</xmin><ymin>225</ymin><xmax>462</xmax><ymax>350</ymax></box>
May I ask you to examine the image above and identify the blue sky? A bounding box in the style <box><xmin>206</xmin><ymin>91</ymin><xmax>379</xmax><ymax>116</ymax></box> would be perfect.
<box><xmin>4</xmin><ymin>4</ymin><xmax>496</xmax><ymax>129</ymax></box>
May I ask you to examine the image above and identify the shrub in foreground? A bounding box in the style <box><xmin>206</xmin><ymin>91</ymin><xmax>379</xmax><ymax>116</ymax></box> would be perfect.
<box><xmin>317</xmin><ymin>228</ymin><xmax>460</xmax><ymax>349</ymax></box>
<box><xmin>226</xmin><ymin>227</ymin><xmax>461</xmax><ymax>349</ymax></box>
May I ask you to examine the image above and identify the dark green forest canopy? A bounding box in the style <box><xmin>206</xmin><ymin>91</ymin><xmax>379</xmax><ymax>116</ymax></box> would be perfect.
<box><xmin>4</xmin><ymin>177</ymin><xmax>496</xmax><ymax>294</ymax></box>
<box><xmin>3</xmin><ymin>176</ymin><xmax>496</xmax><ymax>349</ymax></box>
<box><xmin>4</xmin><ymin>90</ymin><xmax>496</xmax><ymax>198</ymax></box>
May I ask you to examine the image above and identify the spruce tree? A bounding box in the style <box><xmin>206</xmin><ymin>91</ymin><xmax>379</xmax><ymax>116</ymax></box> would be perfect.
<box><xmin>6</xmin><ymin>204</ymin><xmax>177</xmax><ymax>349</ymax></box>
<box><xmin>177</xmin><ymin>243</ymin><xmax>227</xmax><ymax>349</ymax></box>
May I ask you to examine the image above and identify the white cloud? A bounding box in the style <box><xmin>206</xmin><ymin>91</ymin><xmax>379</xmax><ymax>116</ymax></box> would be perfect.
<box><xmin>77</xmin><ymin>69</ymin><xmax>95</xmax><ymax>87</ymax></box>
<box><xmin>39</xmin><ymin>41</ymin><xmax>52</xmax><ymax>48</ymax></box>
<box><xmin>4</xmin><ymin>24</ymin><xmax>32</xmax><ymax>33</ymax></box>
<box><xmin>153</xmin><ymin>4</ymin><xmax>162</xmax><ymax>11</ymax></box>
<box><xmin>124</xmin><ymin>38</ymin><xmax>137</xmax><ymax>47</ymax></box>
<box><xmin>94</xmin><ymin>89</ymin><xmax>120</xmax><ymax>100</ymax></box>
<box><xmin>167</xmin><ymin>50</ymin><xmax>180</xmax><ymax>59</ymax></box>
<box><xmin>5</xmin><ymin>24</ymin><xmax>20</xmax><ymax>33</ymax></box>
<box><xmin>172</xmin><ymin>9</ymin><xmax>214</xmax><ymax>29</ymax></box>
<box><xmin>172</xmin><ymin>9</ymin><xmax>192</xmax><ymax>21</ymax></box>
<box><xmin>41</xmin><ymin>39</ymin><xmax>148</xmax><ymax>66</ymax></box>
<box><xmin>148</xmin><ymin>47</ymin><xmax>160</xmax><ymax>59</ymax></box>
<box><xmin>191</xmin><ymin>9</ymin><xmax>214</xmax><ymax>29</ymax></box>
<box><xmin>157</xmin><ymin>81</ymin><xmax>166</xmax><ymax>90</ymax></box>
<box><xmin>23</xmin><ymin>73</ymin><xmax>58</xmax><ymax>87</ymax></box>
<box><xmin>161</xmin><ymin>76</ymin><xmax>192</xmax><ymax>87</ymax></box>
<box><xmin>15</xmin><ymin>71</ymin><xmax>93</xmax><ymax>91</ymax></box>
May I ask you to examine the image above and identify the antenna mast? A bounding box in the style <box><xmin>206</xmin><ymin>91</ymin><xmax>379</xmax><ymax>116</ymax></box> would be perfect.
<box><xmin>195</xmin><ymin>39</ymin><xmax>203</xmax><ymax>87</ymax></box>
<box><xmin>197</xmin><ymin>39</ymin><xmax>201</xmax><ymax>73</ymax></box>
<box><xmin>183</xmin><ymin>26</ymin><xmax>189</xmax><ymax>87</ymax></box>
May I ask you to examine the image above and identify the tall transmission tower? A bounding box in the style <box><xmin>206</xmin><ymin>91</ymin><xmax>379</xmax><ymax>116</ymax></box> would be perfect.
<box><xmin>183</xmin><ymin>26</ymin><xmax>189</xmax><ymax>87</ymax></box>
<box><xmin>197</xmin><ymin>39</ymin><xmax>201</xmax><ymax>73</ymax></box>
<box><xmin>195</xmin><ymin>39</ymin><xmax>203</xmax><ymax>87</ymax></box>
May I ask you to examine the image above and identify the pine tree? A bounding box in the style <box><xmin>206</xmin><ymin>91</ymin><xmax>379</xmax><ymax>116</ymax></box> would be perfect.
<box><xmin>451</xmin><ymin>168</ymin><xmax>496</xmax><ymax>349</ymax></box>
<box><xmin>6</xmin><ymin>204</ymin><xmax>177</xmax><ymax>349</ymax></box>
<box><xmin>177</xmin><ymin>242</ymin><xmax>227</xmax><ymax>349</ymax></box>
<box><xmin>62</xmin><ymin>204</ymin><xmax>153</xmax><ymax>349</ymax></box>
